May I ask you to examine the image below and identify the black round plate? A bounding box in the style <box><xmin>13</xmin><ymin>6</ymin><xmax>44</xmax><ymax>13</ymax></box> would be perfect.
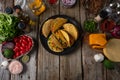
<box><xmin>40</xmin><ymin>15</ymin><xmax>83</xmax><ymax>55</ymax></box>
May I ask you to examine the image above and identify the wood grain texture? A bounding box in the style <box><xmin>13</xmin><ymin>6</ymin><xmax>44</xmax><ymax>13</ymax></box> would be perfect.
<box><xmin>1</xmin><ymin>0</ymin><xmax>120</xmax><ymax>80</ymax></box>
<box><xmin>59</xmin><ymin>1</ymin><xmax>82</xmax><ymax>80</ymax></box>
<box><xmin>82</xmin><ymin>33</ymin><xmax>106</xmax><ymax>80</ymax></box>
<box><xmin>10</xmin><ymin>0</ymin><xmax>38</xmax><ymax>80</ymax></box>
<box><xmin>80</xmin><ymin>2</ymin><xmax>106</xmax><ymax>79</ymax></box>
<box><xmin>37</xmin><ymin>1</ymin><xmax>60</xmax><ymax>80</ymax></box>
<box><xmin>0</xmin><ymin>0</ymin><xmax>13</xmax><ymax>80</ymax></box>
<box><xmin>106</xmin><ymin>64</ymin><xmax>120</xmax><ymax>80</ymax></box>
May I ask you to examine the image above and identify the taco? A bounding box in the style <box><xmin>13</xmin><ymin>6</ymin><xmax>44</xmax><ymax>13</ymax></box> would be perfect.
<box><xmin>54</xmin><ymin>30</ymin><xmax>68</xmax><ymax>48</ymax></box>
<box><xmin>42</xmin><ymin>19</ymin><xmax>54</xmax><ymax>38</ymax></box>
<box><xmin>63</xmin><ymin>23</ymin><xmax>78</xmax><ymax>40</ymax></box>
<box><xmin>60</xmin><ymin>30</ymin><xmax>75</xmax><ymax>47</ymax></box>
<box><xmin>48</xmin><ymin>34</ymin><xmax>63</xmax><ymax>52</ymax></box>
<box><xmin>51</xmin><ymin>18</ymin><xmax>67</xmax><ymax>33</ymax></box>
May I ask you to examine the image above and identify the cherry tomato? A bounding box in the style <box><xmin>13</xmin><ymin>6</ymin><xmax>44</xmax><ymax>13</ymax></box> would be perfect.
<box><xmin>14</xmin><ymin>47</ymin><xmax>19</xmax><ymax>52</ymax></box>
<box><xmin>29</xmin><ymin>41</ymin><xmax>32</xmax><ymax>47</ymax></box>
<box><xmin>27</xmin><ymin>38</ymin><xmax>32</xmax><ymax>42</ymax></box>
<box><xmin>21</xmin><ymin>42</ymin><xmax>26</xmax><ymax>47</ymax></box>
<box><xmin>28</xmin><ymin>45</ymin><xmax>31</xmax><ymax>49</ymax></box>
<box><xmin>15</xmin><ymin>52</ymin><xmax>20</xmax><ymax>57</ymax></box>
<box><xmin>13</xmin><ymin>35</ymin><xmax>33</xmax><ymax>56</ymax></box>
<box><xmin>19</xmin><ymin>46</ymin><xmax>23</xmax><ymax>50</ymax></box>
<box><xmin>15</xmin><ymin>42</ymin><xmax>20</xmax><ymax>47</ymax></box>
<box><xmin>20</xmin><ymin>50</ymin><xmax>24</xmax><ymax>54</ymax></box>
<box><xmin>23</xmin><ymin>41</ymin><xmax>28</xmax><ymax>45</ymax></box>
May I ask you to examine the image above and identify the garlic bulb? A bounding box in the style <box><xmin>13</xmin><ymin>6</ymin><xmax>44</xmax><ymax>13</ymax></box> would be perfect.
<box><xmin>0</xmin><ymin>61</ymin><xmax>9</xmax><ymax>69</ymax></box>
<box><xmin>94</xmin><ymin>15</ymin><xmax>102</xmax><ymax>22</ymax></box>
<box><xmin>94</xmin><ymin>53</ymin><xmax>104</xmax><ymax>62</ymax></box>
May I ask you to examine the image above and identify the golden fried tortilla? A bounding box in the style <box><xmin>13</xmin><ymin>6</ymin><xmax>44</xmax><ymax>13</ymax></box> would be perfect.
<box><xmin>51</xmin><ymin>18</ymin><xmax>67</xmax><ymax>33</ymax></box>
<box><xmin>60</xmin><ymin>30</ymin><xmax>75</xmax><ymax>47</ymax></box>
<box><xmin>48</xmin><ymin>34</ymin><xmax>63</xmax><ymax>52</ymax></box>
<box><xmin>63</xmin><ymin>23</ymin><xmax>78</xmax><ymax>40</ymax></box>
<box><xmin>54</xmin><ymin>30</ymin><xmax>68</xmax><ymax>48</ymax></box>
<box><xmin>42</xmin><ymin>19</ymin><xmax>54</xmax><ymax>38</ymax></box>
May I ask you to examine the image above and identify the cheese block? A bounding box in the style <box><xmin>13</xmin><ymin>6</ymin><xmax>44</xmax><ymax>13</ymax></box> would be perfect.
<box><xmin>89</xmin><ymin>34</ymin><xmax>107</xmax><ymax>49</ymax></box>
<box><xmin>103</xmin><ymin>39</ymin><xmax>120</xmax><ymax>62</ymax></box>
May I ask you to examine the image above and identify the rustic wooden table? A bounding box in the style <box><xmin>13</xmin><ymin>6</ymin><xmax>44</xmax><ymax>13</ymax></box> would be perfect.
<box><xmin>0</xmin><ymin>0</ymin><xmax>120</xmax><ymax>80</ymax></box>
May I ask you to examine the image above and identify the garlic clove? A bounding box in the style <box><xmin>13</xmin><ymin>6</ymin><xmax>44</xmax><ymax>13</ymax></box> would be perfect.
<box><xmin>94</xmin><ymin>53</ymin><xmax>104</xmax><ymax>62</ymax></box>
<box><xmin>0</xmin><ymin>61</ymin><xmax>9</xmax><ymax>69</ymax></box>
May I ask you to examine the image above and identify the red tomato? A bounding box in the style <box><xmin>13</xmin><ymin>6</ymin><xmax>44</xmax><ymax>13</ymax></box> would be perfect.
<box><xmin>27</xmin><ymin>38</ymin><xmax>32</xmax><ymax>42</ymax></box>
<box><xmin>20</xmin><ymin>50</ymin><xmax>24</xmax><ymax>54</ymax></box>
<box><xmin>28</xmin><ymin>45</ymin><xmax>31</xmax><ymax>49</ymax></box>
<box><xmin>29</xmin><ymin>41</ymin><xmax>32</xmax><ymax>47</ymax></box>
<box><xmin>15</xmin><ymin>52</ymin><xmax>20</xmax><ymax>57</ymax></box>
<box><xmin>22</xmin><ymin>39</ymin><xmax>26</xmax><ymax>42</ymax></box>
<box><xmin>19</xmin><ymin>46</ymin><xmax>23</xmax><ymax>50</ymax></box>
<box><xmin>23</xmin><ymin>41</ymin><xmax>28</xmax><ymax>45</ymax></box>
<box><xmin>14</xmin><ymin>47</ymin><xmax>19</xmax><ymax>52</ymax></box>
<box><xmin>21</xmin><ymin>42</ymin><xmax>26</xmax><ymax>47</ymax></box>
<box><xmin>15</xmin><ymin>43</ymin><xmax>21</xmax><ymax>47</ymax></box>
<box><xmin>19</xmin><ymin>39</ymin><xmax>23</xmax><ymax>43</ymax></box>
<box><xmin>13</xmin><ymin>35</ymin><xmax>33</xmax><ymax>57</ymax></box>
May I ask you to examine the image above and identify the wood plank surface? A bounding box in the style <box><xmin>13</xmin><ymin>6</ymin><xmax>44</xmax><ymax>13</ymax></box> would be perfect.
<box><xmin>0</xmin><ymin>0</ymin><xmax>13</xmax><ymax>80</ymax></box>
<box><xmin>10</xmin><ymin>0</ymin><xmax>38</xmax><ymax>80</ymax></box>
<box><xmin>80</xmin><ymin>2</ymin><xmax>107</xmax><ymax>80</ymax></box>
<box><xmin>82</xmin><ymin>34</ymin><xmax>106</xmax><ymax>80</ymax></box>
<box><xmin>1</xmin><ymin>0</ymin><xmax>120</xmax><ymax>80</ymax></box>
<box><xmin>106</xmin><ymin>64</ymin><xmax>120</xmax><ymax>80</ymax></box>
<box><xmin>59</xmin><ymin>1</ymin><xmax>82</xmax><ymax>80</ymax></box>
<box><xmin>37</xmin><ymin>1</ymin><xmax>60</xmax><ymax>80</ymax></box>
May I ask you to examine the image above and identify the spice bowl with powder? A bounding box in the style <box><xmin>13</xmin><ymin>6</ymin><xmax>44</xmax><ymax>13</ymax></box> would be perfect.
<box><xmin>8</xmin><ymin>60</ymin><xmax>23</xmax><ymax>74</ymax></box>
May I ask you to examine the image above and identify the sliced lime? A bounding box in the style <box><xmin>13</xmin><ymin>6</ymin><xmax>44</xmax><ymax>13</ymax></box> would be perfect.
<box><xmin>103</xmin><ymin>59</ymin><xmax>115</xmax><ymax>69</ymax></box>
<box><xmin>21</xmin><ymin>55</ymin><xmax>30</xmax><ymax>63</ymax></box>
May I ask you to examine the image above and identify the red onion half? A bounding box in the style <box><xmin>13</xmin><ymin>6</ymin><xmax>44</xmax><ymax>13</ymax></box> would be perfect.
<box><xmin>111</xmin><ymin>25</ymin><xmax>120</xmax><ymax>38</ymax></box>
<box><xmin>2</xmin><ymin>42</ymin><xmax>15</xmax><ymax>52</ymax></box>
